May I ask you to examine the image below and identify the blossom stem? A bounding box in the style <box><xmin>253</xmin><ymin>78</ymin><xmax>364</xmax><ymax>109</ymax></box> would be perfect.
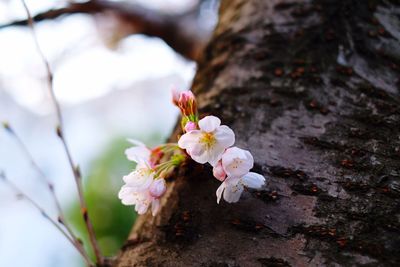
<box><xmin>20</xmin><ymin>1</ymin><xmax>103</xmax><ymax>265</ymax></box>
<box><xmin>155</xmin><ymin>143</ymin><xmax>180</xmax><ymax>153</ymax></box>
<box><xmin>153</xmin><ymin>161</ymin><xmax>175</xmax><ymax>178</ymax></box>
<box><xmin>0</xmin><ymin>171</ymin><xmax>95</xmax><ymax>267</ymax></box>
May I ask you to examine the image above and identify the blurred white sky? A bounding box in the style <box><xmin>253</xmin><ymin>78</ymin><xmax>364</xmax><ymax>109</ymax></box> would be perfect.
<box><xmin>0</xmin><ymin>0</ymin><xmax>198</xmax><ymax>114</ymax></box>
<box><xmin>0</xmin><ymin>0</ymin><xmax>213</xmax><ymax>267</ymax></box>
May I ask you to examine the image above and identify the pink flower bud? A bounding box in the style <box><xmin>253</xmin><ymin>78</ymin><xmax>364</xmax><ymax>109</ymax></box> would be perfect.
<box><xmin>179</xmin><ymin>91</ymin><xmax>195</xmax><ymax>103</ymax></box>
<box><xmin>149</xmin><ymin>179</ymin><xmax>167</xmax><ymax>198</ymax></box>
<box><xmin>213</xmin><ymin>160</ymin><xmax>227</xmax><ymax>181</ymax></box>
<box><xmin>184</xmin><ymin>121</ymin><xmax>197</xmax><ymax>132</ymax></box>
<box><xmin>172</xmin><ymin>90</ymin><xmax>197</xmax><ymax>117</ymax></box>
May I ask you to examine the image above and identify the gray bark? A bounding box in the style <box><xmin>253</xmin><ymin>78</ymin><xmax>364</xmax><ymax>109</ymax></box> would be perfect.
<box><xmin>114</xmin><ymin>0</ymin><xmax>400</xmax><ymax>266</ymax></box>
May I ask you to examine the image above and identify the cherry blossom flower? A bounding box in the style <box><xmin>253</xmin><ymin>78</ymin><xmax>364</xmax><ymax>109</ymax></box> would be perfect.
<box><xmin>178</xmin><ymin>116</ymin><xmax>235</xmax><ymax>166</ymax></box>
<box><xmin>214</xmin><ymin>147</ymin><xmax>266</xmax><ymax>203</ymax></box>
<box><xmin>118</xmin><ymin>167</ymin><xmax>167</xmax><ymax>215</ymax></box>
<box><xmin>221</xmin><ymin>147</ymin><xmax>254</xmax><ymax>177</ymax></box>
<box><xmin>119</xmin><ymin>91</ymin><xmax>268</xmax><ymax>214</ymax></box>
<box><xmin>216</xmin><ymin>173</ymin><xmax>265</xmax><ymax>203</ymax></box>
<box><xmin>125</xmin><ymin>139</ymin><xmax>151</xmax><ymax>167</ymax></box>
<box><xmin>120</xmin><ymin>139</ymin><xmax>168</xmax><ymax>215</ymax></box>
<box><xmin>119</xmin><ymin>187</ymin><xmax>163</xmax><ymax>216</ymax></box>
<box><xmin>122</xmin><ymin>167</ymin><xmax>154</xmax><ymax>192</ymax></box>
<box><xmin>125</xmin><ymin>139</ymin><xmax>165</xmax><ymax>169</ymax></box>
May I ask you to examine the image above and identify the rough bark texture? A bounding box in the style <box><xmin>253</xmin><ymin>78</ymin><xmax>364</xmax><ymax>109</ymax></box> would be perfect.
<box><xmin>114</xmin><ymin>0</ymin><xmax>400</xmax><ymax>266</ymax></box>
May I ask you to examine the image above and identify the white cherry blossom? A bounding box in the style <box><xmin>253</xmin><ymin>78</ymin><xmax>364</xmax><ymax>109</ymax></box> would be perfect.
<box><xmin>221</xmin><ymin>147</ymin><xmax>254</xmax><ymax>178</ymax></box>
<box><xmin>119</xmin><ymin>187</ymin><xmax>161</xmax><ymax>216</ymax></box>
<box><xmin>122</xmin><ymin>167</ymin><xmax>154</xmax><ymax>192</ymax></box>
<box><xmin>118</xmin><ymin>171</ymin><xmax>167</xmax><ymax>216</ymax></box>
<box><xmin>178</xmin><ymin>116</ymin><xmax>235</xmax><ymax>166</ymax></box>
<box><xmin>125</xmin><ymin>139</ymin><xmax>151</xmax><ymax>167</ymax></box>
<box><xmin>216</xmin><ymin>172</ymin><xmax>265</xmax><ymax>203</ymax></box>
<box><xmin>120</xmin><ymin>140</ymin><xmax>167</xmax><ymax>216</ymax></box>
<box><xmin>214</xmin><ymin>147</ymin><xmax>266</xmax><ymax>203</ymax></box>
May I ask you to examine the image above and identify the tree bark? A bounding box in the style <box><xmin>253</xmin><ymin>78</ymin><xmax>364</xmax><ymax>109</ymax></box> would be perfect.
<box><xmin>114</xmin><ymin>0</ymin><xmax>400</xmax><ymax>266</ymax></box>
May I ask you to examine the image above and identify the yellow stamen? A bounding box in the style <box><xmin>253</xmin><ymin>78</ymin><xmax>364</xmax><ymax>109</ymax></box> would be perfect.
<box><xmin>200</xmin><ymin>132</ymin><xmax>216</xmax><ymax>149</ymax></box>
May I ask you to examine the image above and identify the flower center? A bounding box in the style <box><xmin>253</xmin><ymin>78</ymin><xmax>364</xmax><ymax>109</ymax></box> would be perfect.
<box><xmin>200</xmin><ymin>132</ymin><xmax>216</xmax><ymax>149</ymax></box>
<box><xmin>230</xmin><ymin>158</ymin><xmax>243</xmax><ymax>169</ymax></box>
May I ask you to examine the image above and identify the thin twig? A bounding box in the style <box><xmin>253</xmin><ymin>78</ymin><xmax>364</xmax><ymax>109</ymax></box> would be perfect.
<box><xmin>20</xmin><ymin>0</ymin><xmax>104</xmax><ymax>264</ymax></box>
<box><xmin>2</xmin><ymin>123</ymin><xmax>92</xmax><ymax>265</ymax></box>
<box><xmin>0</xmin><ymin>171</ymin><xmax>95</xmax><ymax>267</ymax></box>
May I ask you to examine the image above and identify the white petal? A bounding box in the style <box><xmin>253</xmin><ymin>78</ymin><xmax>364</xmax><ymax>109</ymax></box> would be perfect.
<box><xmin>135</xmin><ymin>202</ymin><xmax>149</xmax><ymax>214</ymax></box>
<box><xmin>214</xmin><ymin>125</ymin><xmax>235</xmax><ymax>148</ymax></box>
<box><xmin>151</xmin><ymin>199</ymin><xmax>160</xmax><ymax>216</ymax></box>
<box><xmin>125</xmin><ymin>146</ymin><xmax>151</xmax><ymax>165</ymax></box>
<box><xmin>127</xmin><ymin>139</ymin><xmax>146</xmax><ymax>147</ymax></box>
<box><xmin>119</xmin><ymin>186</ymin><xmax>140</xmax><ymax>205</ymax></box>
<box><xmin>121</xmin><ymin>194</ymin><xmax>137</xmax><ymax>205</ymax></box>
<box><xmin>118</xmin><ymin>186</ymin><xmax>133</xmax><ymax>200</ymax></box>
<box><xmin>223</xmin><ymin>180</ymin><xmax>244</xmax><ymax>203</ymax></box>
<box><xmin>216</xmin><ymin>182</ymin><xmax>226</xmax><ymax>204</ymax></box>
<box><xmin>198</xmin><ymin>116</ymin><xmax>221</xmax><ymax>133</ymax></box>
<box><xmin>122</xmin><ymin>169</ymin><xmax>153</xmax><ymax>191</ymax></box>
<box><xmin>222</xmin><ymin>147</ymin><xmax>254</xmax><ymax>177</ymax></box>
<box><xmin>222</xmin><ymin>147</ymin><xmax>246</xmax><ymax>163</ymax></box>
<box><xmin>207</xmin><ymin>145</ymin><xmax>225</xmax><ymax>166</ymax></box>
<box><xmin>178</xmin><ymin>130</ymin><xmax>202</xmax><ymax>149</ymax></box>
<box><xmin>242</xmin><ymin>172</ymin><xmax>265</xmax><ymax>189</ymax></box>
<box><xmin>189</xmin><ymin>143</ymin><xmax>206</xmax><ymax>157</ymax></box>
<box><xmin>134</xmin><ymin>193</ymin><xmax>151</xmax><ymax>214</ymax></box>
<box><xmin>190</xmin><ymin>149</ymin><xmax>210</xmax><ymax>164</ymax></box>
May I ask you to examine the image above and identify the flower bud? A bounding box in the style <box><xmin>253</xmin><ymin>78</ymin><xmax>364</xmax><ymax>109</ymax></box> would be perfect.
<box><xmin>179</xmin><ymin>91</ymin><xmax>197</xmax><ymax>117</ymax></box>
<box><xmin>184</xmin><ymin>121</ymin><xmax>197</xmax><ymax>132</ymax></box>
<box><xmin>179</xmin><ymin>91</ymin><xmax>194</xmax><ymax>103</ymax></box>
<box><xmin>172</xmin><ymin>90</ymin><xmax>198</xmax><ymax>117</ymax></box>
<box><xmin>149</xmin><ymin>179</ymin><xmax>167</xmax><ymax>198</ymax></box>
<box><xmin>213</xmin><ymin>160</ymin><xmax>227</xmax><ymax>181</ymax></box>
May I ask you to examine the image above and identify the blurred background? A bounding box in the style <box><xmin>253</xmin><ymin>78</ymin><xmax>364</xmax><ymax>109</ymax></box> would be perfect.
<box><xmin>0</xmin><ymin>0</ymin><xmax>218</xmax><ymax>266</ymax></box>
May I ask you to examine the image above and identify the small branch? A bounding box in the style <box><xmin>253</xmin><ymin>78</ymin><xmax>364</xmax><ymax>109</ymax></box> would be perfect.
<box><xmin>2</xmin><ymin>122</ymin><xmax>92</xmax><ymax>265</ymax></box>
<box><xmin>1</xmin><ymin>0</ymin><xmax>206</xmax><ymax>60</ymax></box>
<box><xmin>20</xmin><ymin>0</ymin><xmax>104</xmax><ymax>265</ymax></box>
<box><xmin>0</xmin><ymin>171</ymin><xmax>95</xmax><ymax>267</ymax></box>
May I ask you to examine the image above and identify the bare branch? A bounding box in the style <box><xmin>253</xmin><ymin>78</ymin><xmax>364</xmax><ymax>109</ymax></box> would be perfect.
<box><xmin>20</xmin><ymin>0</ymin><xmax>104</xmax><ymax>265</ymax></box>
<box><xmin>2</xmin><ymin>122</ymin><xmax>93</xmax><ymax>265</ymax></box>
<box><xmin>1</xmin><ymin>0</ymin><xmax>206</xmax><ymax>60</ymax></box>
<box><xmin>0</xmin><ymin>171</ymin><xmax>95</xmax><ymax>267</ymax></box>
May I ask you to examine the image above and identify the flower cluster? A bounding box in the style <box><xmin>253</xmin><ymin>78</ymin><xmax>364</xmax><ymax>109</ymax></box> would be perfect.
<box><xmin>118</xmin><ymin>140</ymin><xmax>184</xmax><ymax>215</ymax></box>
<box><xmin>119</xmin><ymin>90</ymin><xmax>267</xmax><ymax>216</ymax></box>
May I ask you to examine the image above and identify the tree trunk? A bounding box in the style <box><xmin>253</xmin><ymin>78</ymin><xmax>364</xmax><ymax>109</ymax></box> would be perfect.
<box><xmin>114</xmin><ymin>0</ymin><xmax>400</xmax><ymax>266</ymax></box>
